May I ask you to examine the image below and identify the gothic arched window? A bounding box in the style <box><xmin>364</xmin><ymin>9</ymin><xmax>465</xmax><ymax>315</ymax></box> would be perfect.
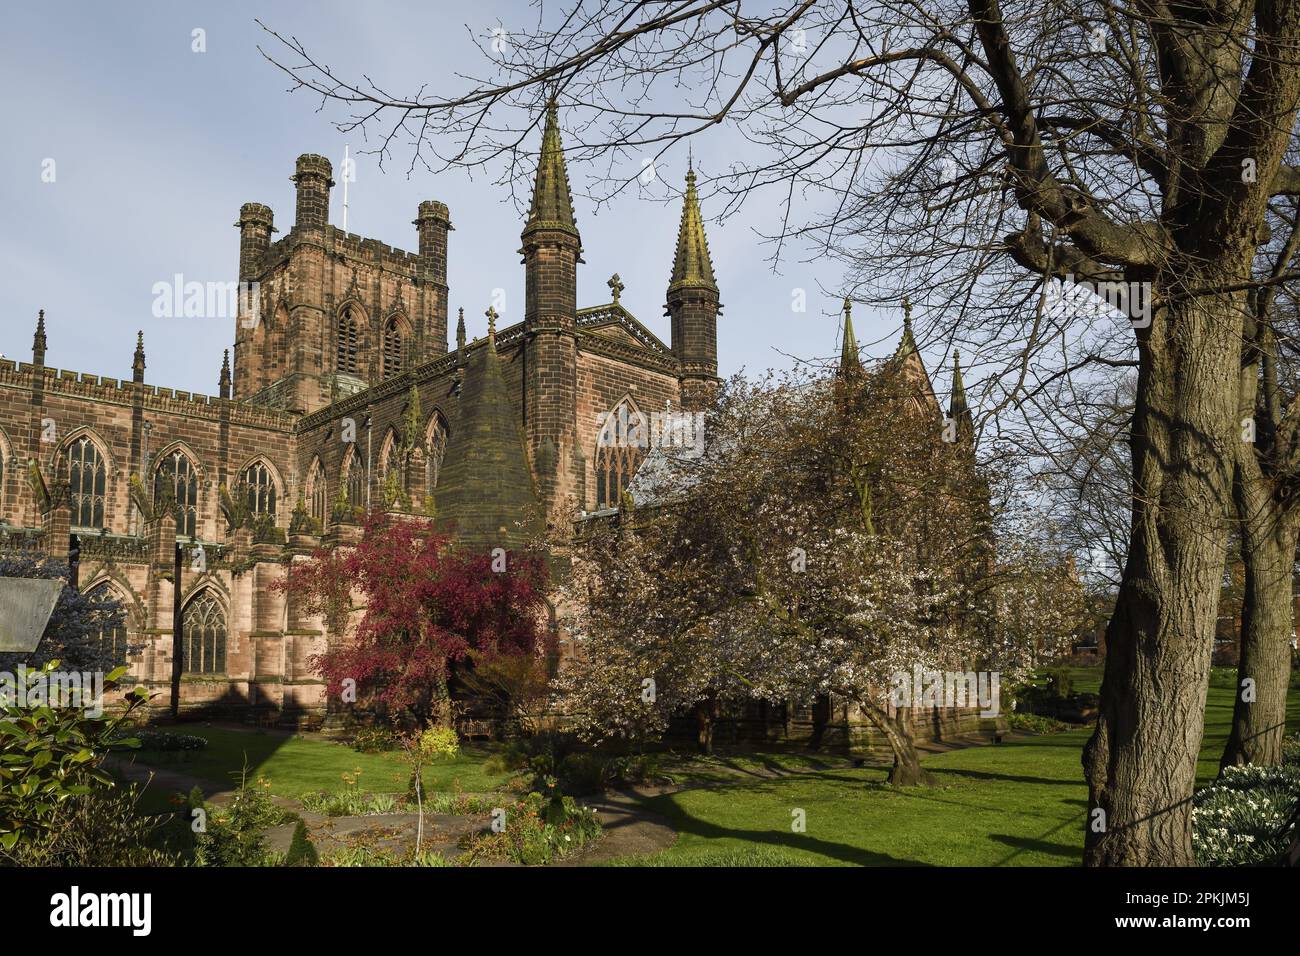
<box><xmin>337</xmin><ymin>307</ymin><xmax>360</xmax><ymax>374</ymax></box>
<box><xmin>87</xmin><ymin>583</ymin><xmax>128</xmax><ymax>666</ymax></box>
<box><xmin>382</xmin><ymin>318</ymin><xmax>405</xmax><ymax>378</ymax></box>
<box><xmin>344</xmin><ymin>452</ymin><xmax>366</xmax><ymax>512</ymax></box>
<box><xmin>182</xmin><ymin>590</ymin><xmax>226</xmax><ymax>675</ymax></box>
<box><xmin>154</xmin><ymin>450</ymin><xmax>199</xmax><ymax>537</ymax></box>
<box><xmin>308</xmin><ymin>459</ymin><xmax>327</xmax><ymax>523</ymax></box>
<box><xmin>66</xmin><ymin>435</ymin><xmax>107</xmax><ymax>529</ymax></box>
<box><xmin>426</xmin><ymin>416</ymin><xmax>448</xmax><ymax>491</ymax></box>
<box><xmin>594</xmin><ymin>399</ymin><xmax>646</xmax><ymax>510</ymax></box>
<box><xmin>239</xmin><ymin>461</ymin><xmax>277</xmax><ymax>518</ymax></box>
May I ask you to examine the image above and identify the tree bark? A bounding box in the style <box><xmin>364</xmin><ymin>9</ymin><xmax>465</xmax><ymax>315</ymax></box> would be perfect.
<box><xmin>1221</xmin><ymin>464</ymin><xmax>1298</xmax><ymax>769</ymax></box>
<box><xmin>694</xmin><ymin>694</ymin><xmax>716</xmax><ymax>755</ymax></box>
<box><xmin>1083</xmin><ymin>279</ymin><xmax>1241</xmax><ymax>866</ymax></box>
<box><xmin>859</xmin><ymin>697</ymin><xmax>937</xmax><ymax>787</ymax></box>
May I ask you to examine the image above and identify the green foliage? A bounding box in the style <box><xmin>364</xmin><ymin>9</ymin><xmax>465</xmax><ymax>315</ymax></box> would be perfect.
<box><xmin>382</xmin><ymin>468</ymin><xmax>411</xmax><ymax>511</ymax></box>
<box><xmin>115</xmin><ymin>730</ymin><xmax>208</xmax><ymax>752</ymax></box>
<box><xmin>1006</xmin><ymin>712</ymin><xmax>1071</xmax><ymax>734</ymax></box>
<box><xmin>425</xmin><ymin>792</ymin><xmax>495</xmax><ymax>814</ymax></box>
<box><xmin>0</xmin><ymin>662</ymin><xmax>147</xmax><ymax>851</ymax></box>
<box><xmin>460</xmin><ymin>791</ymin><xmax>601</xmax><ymax>865</ymax></box>
<box><xmin>1192</xmin><ymin>762</ymin><xmax>1300</xmax><ymax>866</ymax></box>
<box><xmin>283</xmin><ymin>819</ymin><xmax>319</xmax><ymax>867</ymax></box>
<box><xmin>608</xmin><ymin>846</ymin><xmax>801</xmax><ymax>867</ymax></box>
<box><xmin>322</xmin><ymin>844</ymin><xmax>455</xmax><ymax>867</ymax></box>
<box><xmin>350</xmin><ymin>725</ymin><xmax>398</xmax><ymax>754</ymax></box>
<box><xmin>193</xmin><ymin>774</ymin><xmax>290</xmax><ymax>867</ymax></box>
<box><xmin>0</xmin><ymin>784</ymin><xmax>180</xmax><ymax>867</ymax></box>
<box><xmin>1047</xmin><ymin>668</ymin><xmax>1072</xmax><ymax>700</ymax></box>
<box><xmin>417</xmin><ymin>726</ymin><xmax>460</xmax><ymax>762</ymax></box>
<box><xmin>300</xmin><ymin>789</ymin><xmax>398</xmax><ymax>817</ymax></box>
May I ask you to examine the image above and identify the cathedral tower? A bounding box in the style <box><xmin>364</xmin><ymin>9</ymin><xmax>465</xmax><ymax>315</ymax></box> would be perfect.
<box><xmin>666</xmin><ymin>166</ymin><xmax>720</xmax><ymax>408</ymax></box>
<box><xmin>520</xmin><ymin>101</ymin><xmax>582</xmax><ymax>526</ymax></box>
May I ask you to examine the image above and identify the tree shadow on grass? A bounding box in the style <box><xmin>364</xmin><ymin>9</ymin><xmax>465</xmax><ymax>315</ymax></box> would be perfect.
<box><xmin>660</xmin><ymin>801</ymin><xmax>934</xmax><ymax>866</ymax></box>
<box><xmin>937</xmin><ymin>768</ymin><xmax>1083</xmax><ymax>788</ymax></box>
<box><xmin>987</xmin><ymin>813</ymin><xmax>1086</xmax><ymax>866</ymax></box>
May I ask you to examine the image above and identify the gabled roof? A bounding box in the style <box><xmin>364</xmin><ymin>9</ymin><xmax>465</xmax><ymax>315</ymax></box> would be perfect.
<box><xmin>576</xmin><ymin>302</ymin><xmax>674</xmax><ymax>356</ymax></box>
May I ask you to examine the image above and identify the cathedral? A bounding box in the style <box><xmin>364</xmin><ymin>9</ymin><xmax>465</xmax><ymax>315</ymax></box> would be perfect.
<box><xmin>0</xmin><ymin>104</ymin><xmax>966</xmax><ymax>725</ymax></box>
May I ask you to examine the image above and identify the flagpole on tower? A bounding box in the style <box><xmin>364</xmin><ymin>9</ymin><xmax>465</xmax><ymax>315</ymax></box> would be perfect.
<box><xmin>342</xmin><ymin>143</ymin><xmax>350</xmax><ymax>232</ymax></box>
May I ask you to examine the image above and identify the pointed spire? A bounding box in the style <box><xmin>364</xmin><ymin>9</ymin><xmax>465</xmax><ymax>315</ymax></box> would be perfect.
<box><xmin>669</xmin><ymin>166</ymin><xmax>718</xmax><ymax>294</ymax></box>
<box><xmin>132</xmin><ymin>331</ymin><xmax>146</xmax><ymax>383</ymax></box>
<box><xmin>32</xmin><ymin>310</ymin><xmax>47</xmax><ymax>365</ymax></box>
<box><xmin>949</xmin><ymin>349</ymin><xmax>972</xmax><ymax>433</ymax></box>
<box><xmin>522</xmin><ymin>99</ymin><xmax>579</xmax><ymax>240</ymax></box>
<box><xmin>456</xmin><ymin>307</ymin><xmax>467</xmax><ymax>351</ymax></box>
<box><xmin>838</xmin><ymin>297</ymin><xmax>862</xmax><ymax>377</ymax></box>
<box><xmin>219</xmin><ymin>349</ymin><xmax>232</xmax><ymax>399</ymax></box>
<box><xmin>894</xmin><ymin>297</ymin><xmax>918</xmax><ymax>361</ymax></box>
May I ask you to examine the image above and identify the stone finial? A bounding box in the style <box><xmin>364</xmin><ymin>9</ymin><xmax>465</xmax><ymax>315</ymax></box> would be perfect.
<box><xmin>608</xmin><ymin>273</ymin><xmax>625</xmax><ymax>303</ymax></box>
<box><xmin>132</xmin><ymin>331</ymin><xmax>146</xmax><ymax>383</ymax></box>
<box><xmin>485</xmin><ymin>305</ymin><xmax>498</xmax><ymax>341</ymax></box>
<box><xmin>219</xmin><ymin>349</ymin><xmax>232</xmax><ymax>399</ymax></box>
<box><xmin>32</xmin><ymin>310</ymin><xmax>47</xmax><ymax>365</ymax></box>
<box><xmin>839</xmin><ymin>297</ymin><xmax>862</xmax><ymax>378</ymax></box>
<box><xmin>896</xmin><ymin>298</ymin><xmax>918</xmax><ymax>361</ymax></box>
<box><xmin>456</xmin><ymin>307</ymin><xmax>466</xmax><ymax>351</ymax></box>
<box><xmin>950</xmin><ymin>348</ymin><xmax>970</xmax><ymax>424</ymax></box>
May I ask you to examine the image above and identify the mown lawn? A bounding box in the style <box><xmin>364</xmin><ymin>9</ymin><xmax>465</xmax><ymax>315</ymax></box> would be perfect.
<box><xmin>118</xmin><ymin>669</ymin><xmax>1298</xmax><ymax>865</ymax></box>
<box><xmin>607</xmin><ymin>671</ymin><xmax>1300</xmax><ymax>867</ymax></box>
<box><xmin>119</xmin><ymin>725</ymin><xmax>512</xmax><ymax>801</ymax></box>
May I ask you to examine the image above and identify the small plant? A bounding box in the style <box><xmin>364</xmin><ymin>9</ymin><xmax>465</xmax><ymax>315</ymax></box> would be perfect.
<box><xmin>193</xmin><ymin>771</ymin><xmax>290</xmax><ymax>867</ymax></box>
<box><xmin>401</xmin><ymin>726</ymin><xmax>461</xmax><ymax>854</ymax></box>
<box><xmin>283</xmin><ymin>819</ymin><xmax>319</xmax><ymax>867</ymax></box>
<box><xmin>460</xmin><ymin>791</ymin><xmax>601</xmax><ymax>866</ymax></box>
<box><xmin>350</xmin><ymin>726</ymin><xmax>398</xmax><ymax>753</ymax></box>
<box><xmin>425</xmin><ymin>792</ymin><xmax>495</xmax><ymax>815</ymax></box>
<box><xmin>300</xmin><ymin>789</ymin><xmax>398</xmax><ymax>817</ymax></box>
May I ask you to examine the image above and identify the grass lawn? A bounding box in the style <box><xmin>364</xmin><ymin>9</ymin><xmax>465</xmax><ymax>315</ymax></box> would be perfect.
<box><xmin>119</xmin><ymin>725</ymin><xmax>512</xmax><ymax>803</ymax></box>
<box><xmin>117</xmin><ymin>669</ymin><xmax>1298</xmax><ymax>865</ymax></box>
<box><xmin>606</xmin><ymin>671</ymin><xmax>1300</xmax><ymax>867</ymax></box>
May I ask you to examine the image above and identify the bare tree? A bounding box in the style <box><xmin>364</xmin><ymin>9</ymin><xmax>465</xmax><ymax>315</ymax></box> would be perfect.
<box><xmin>261</xmin><ymin>0</ymin><xmax>1300</xmax><ymax>864</ymax></box>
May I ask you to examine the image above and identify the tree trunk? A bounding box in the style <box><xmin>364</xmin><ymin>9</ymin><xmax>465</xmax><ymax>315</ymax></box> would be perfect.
<box><xmin>859</xmin><ymin>697</ymin><xmax>936</xmax><ymax>787</ymax></box>
<box><xmin>809</xmin><ymin>694</ymin><xmax>831</xmax><ymax>751</ymax></box>
<box><xmin>1221</xmin><ymin>464</ymin><xmax>1298</xmax><ymax>769</ymax></box>
<box><xmin>694</xmin><ymin>694</ymin><xmax>716</xmax><ymax>755</ymax></box>
<box><xmin>1083</xmin><ymin>279</ymin><xmax>1241</xmax><ymax>866</ymax></box>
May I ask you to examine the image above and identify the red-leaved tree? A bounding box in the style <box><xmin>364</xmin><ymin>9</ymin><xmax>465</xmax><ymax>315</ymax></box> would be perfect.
<box><xmin>279</xmin><ymin>513</ymin><xmax>551</xmax><ymax>727</ymax></box>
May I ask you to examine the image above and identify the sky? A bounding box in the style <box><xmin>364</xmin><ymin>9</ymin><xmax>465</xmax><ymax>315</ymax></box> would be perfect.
<box><xmin>0</xmin><ymin>0</ymin><xmax>922</xmax><ymax>395</ymax></box>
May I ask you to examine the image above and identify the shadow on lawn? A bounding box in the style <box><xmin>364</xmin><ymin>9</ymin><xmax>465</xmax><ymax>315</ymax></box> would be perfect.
<box><xmin>661</xmin><ymin>800</ymin><xmax>934</xmax><ymax>866</ymax></box>
<box><xmin>987</xmin><ymin>814</ymin><xmax>1086</xmax><ymax>866</ymax></box>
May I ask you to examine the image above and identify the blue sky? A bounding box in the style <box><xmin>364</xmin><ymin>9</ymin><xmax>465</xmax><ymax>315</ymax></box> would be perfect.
<box><xmin>0</xmin><ymin>1</ymin><xmax>915</xmax><ymax>394</ymax></box>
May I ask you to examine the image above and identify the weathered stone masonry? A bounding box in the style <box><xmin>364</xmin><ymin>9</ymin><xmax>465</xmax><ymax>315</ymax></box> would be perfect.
<box><xmin>0</xmin><ymin>104</ymin><xmax>718</xmax><ymax>720</ymax></box>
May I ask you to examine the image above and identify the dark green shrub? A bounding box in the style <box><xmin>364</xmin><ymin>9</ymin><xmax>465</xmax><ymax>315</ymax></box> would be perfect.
<box><xmin>283</xmin><ymin>820</ymin><xmax>318</xmax><ymax>866</ymax></box>
<box><xmin>351</xmin><ymin>726</ymin><xmax>398</xmax><ymax>754</ymax></box>
<box><xmin>1047</xmin><ymin>668</ymin><xmax>1072</xmax><ymax>700</ymax></box>
<box><xmin>0</xmin><ymin>785</ymin><xmax>180</xmax><ymax>867</ymax></box>
<box><xmin>0</xmin><ymin>662</ymin><xmax>148</xmax><ymax>852</ymax></box>
<box><xmin>132</xmin><ymin>730</ymin><xmax>208</xmax><ymax>751</ymax></box>
<box><xmin>193</xmin><ymin>777</ymin><xmax>289</xmax><ymax>867</ymax></box>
